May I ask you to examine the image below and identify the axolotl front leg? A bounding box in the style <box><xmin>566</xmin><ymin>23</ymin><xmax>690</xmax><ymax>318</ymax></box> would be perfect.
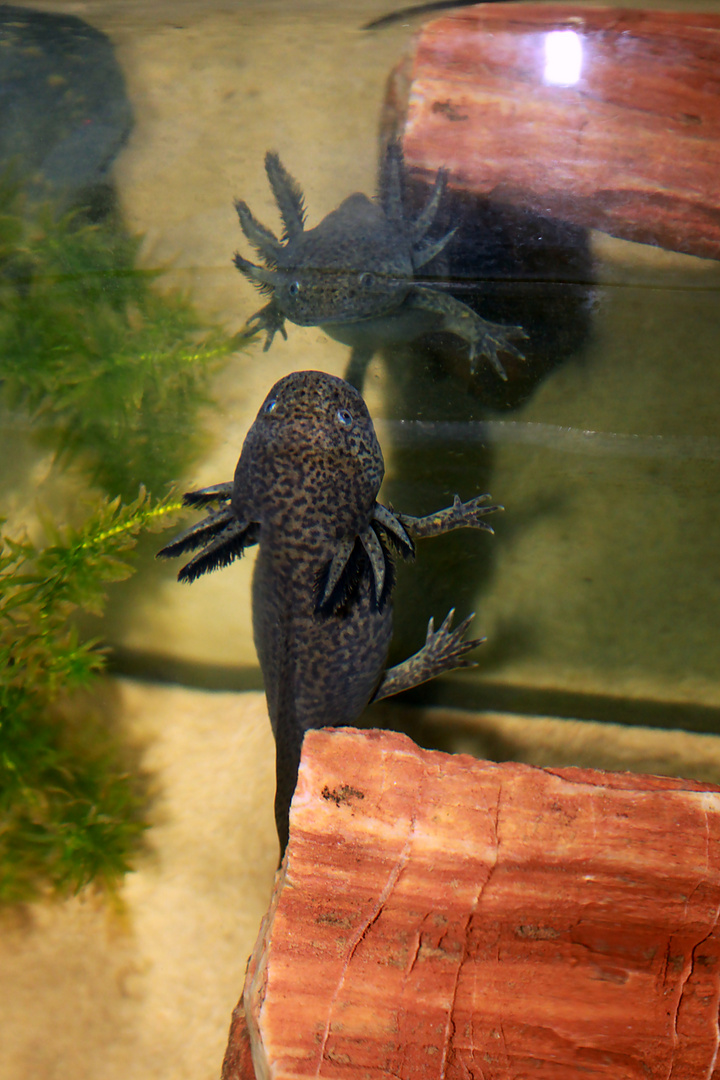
<box><xmin>372</xmin><ymin>492</ymin><xmax>500</xmax><ymax>702</ymax></box>
<box><xmin>410</xmin><ymin>285</ymin><xmax>528</xmax><ymax>381</ymax></box>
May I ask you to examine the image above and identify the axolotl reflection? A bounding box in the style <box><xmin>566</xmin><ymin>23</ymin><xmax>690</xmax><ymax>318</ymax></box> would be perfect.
<box><xmin>234</xmin><ymin>143</ymin><xmax>527</xmax><ymax>392</ymax></box>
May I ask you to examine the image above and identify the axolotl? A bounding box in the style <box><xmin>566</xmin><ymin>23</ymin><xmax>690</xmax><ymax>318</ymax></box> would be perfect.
<box><xmin>158</xmin><ymin>371</ymin><xmax>500</xmax><ymax>855</ymax></box>
<box><xmin>233</xmin><ymin>143</ymin><xmax>527</xmax><ymax>391</ymax></box>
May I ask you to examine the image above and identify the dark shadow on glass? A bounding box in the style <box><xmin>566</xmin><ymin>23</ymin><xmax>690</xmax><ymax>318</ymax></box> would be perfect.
<box><xmin>377</xmin><ymin>185</ymin><xmax>594</xmax><ymax>700</ymax></box>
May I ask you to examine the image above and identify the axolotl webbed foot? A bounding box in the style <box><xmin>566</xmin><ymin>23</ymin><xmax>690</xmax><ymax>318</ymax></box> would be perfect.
<box><xmin>398</xmin><ymin>492</ymin><xmax>502</xmax><ymax>540</ymax></box>
<box><xmin>410</xmin><ymin>284</ymin><xmax>528</xmax><ymax>381</ymax></box>
<box><xmin>466</xmin><ymin>319</ymin><xmax>528</xmax><ymax>381</ymax></box>
<box><xmin>238</xmin><ymin>298</ymin><xmax>288</xmax><ymax>352</ymax></box>
<box><xmin>373</xmin><ymin>608</ymin><xmax>484</xmax><ymax>702</ymax></box>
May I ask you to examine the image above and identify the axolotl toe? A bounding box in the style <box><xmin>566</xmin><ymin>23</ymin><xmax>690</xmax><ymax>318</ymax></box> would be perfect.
<box><xmin>233</xmin><ymin>143</ymin><xmax>527</xmax><ymax>392</ymax></box>
<box><xmin>158</xmin><ymin>371</ymin><xmax>501</xmax><ymax>856</ymax></box>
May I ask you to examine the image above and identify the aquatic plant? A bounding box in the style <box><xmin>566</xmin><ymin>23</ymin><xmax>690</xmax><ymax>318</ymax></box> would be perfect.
<box><xmin>0</xmin><ymin>492</ymin><xmax>183</xmax><ymax>902</ymax></box>
<box><xmin>0</xmin><ymin>176</ymin><xmax>239</xmax><ymax>901</ymax></box>
<box><xmin>0</xmin><ymin>175</ymin><xmax>237</xmax><ymax>499</ymax></box>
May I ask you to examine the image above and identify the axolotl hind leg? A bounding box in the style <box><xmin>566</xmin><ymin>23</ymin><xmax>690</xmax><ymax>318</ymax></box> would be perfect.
<box><xmin>373</xmin><ymin>608</ymin><xmax>483</xmax><ymax>702</ymax></box>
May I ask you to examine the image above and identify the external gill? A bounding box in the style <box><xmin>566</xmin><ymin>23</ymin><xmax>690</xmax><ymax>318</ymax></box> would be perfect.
<box><xmin>157</xmin><ymin>482</ymin><xmax>259</xmax><ymax>583</ymax></box>
<box><xmin>265</xmin><ymin>151</ymin><xmax>307</xmax><ymax>240</ymax></box>
<box><xmin>315</xmin><ymin>490</ymin><xmax>500</xmax><ymax>617</ymax></box>
<box><xmin>157</xmin><ymin>506</ymin><xmax>237</xmax><ymax>559</ymax></box>
<box><xmin>233</xmin><ymin>199</ymin><xmax>282</xmax><ymax>266</ymax></box>
<box><xmin>316</xmin><ymin>502</ymin><xmax>416</xmax><ymax>616</ymax></box>
<box><xmin>175</xmin><ymin>520</ymin><xmax>259</xmax><ymax>583</ymax></box>
<box><xmin>412</xmin><ymin>227</ymin><xmax>457</xmax><ymax>269</ymax></box>
<box><xmin>372</xmin><ymin>502</ymin><xmax>414</xmax><ymax>556</ymax></box>
<box><xmin>233</xmin><ymin>251</ymin><xmax>279</xmax><ymax>294</ymax></box>
<box><xmin>183</xmin><ymin>482</ymin><xmax>233</xmax><ymax>508</ymax></box>
<box><xmin>410</xmin><ymin>166</ymin><xmax>448</xmax><ymax>242</ymax></box>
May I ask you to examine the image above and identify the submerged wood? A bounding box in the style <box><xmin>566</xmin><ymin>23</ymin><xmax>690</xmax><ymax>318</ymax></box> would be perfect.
<box><xmin>383</xmin><ymin>4</ymin><xmax>720</xmax><ymax>260</ymax></box>
<box><xmin>225</xmin><ymin>727</ymin><xmax>720</xmax><ymax>1079</ymax></box>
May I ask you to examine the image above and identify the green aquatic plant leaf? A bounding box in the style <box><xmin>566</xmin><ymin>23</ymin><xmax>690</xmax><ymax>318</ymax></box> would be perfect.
<box><xmin>0</xmin><ymin>175</ymin><xmax>240</xmax><ymax>500</ymax></box>
<box><xmin>0</xmin><ymin>171</ymin><xmax>242</xmax><ymax>903</ymax></box>
<box><xmin>0</xmin><ymin>493</ymin><xmax>183</xmax><ymax>902</ymax></box>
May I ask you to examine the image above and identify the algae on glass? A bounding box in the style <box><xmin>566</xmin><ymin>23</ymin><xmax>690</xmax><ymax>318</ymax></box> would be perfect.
<box><xmin>0</xmin><ymin>177</ymin><xmax>238</xmax><ymax>902</ymax></box>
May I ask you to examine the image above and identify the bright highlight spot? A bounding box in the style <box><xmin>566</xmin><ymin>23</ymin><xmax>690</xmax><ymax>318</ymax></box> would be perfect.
<box><xmin>543</xmin><ymin>30</ymin><xmax>582</xmax><ymax>86</ymax></box>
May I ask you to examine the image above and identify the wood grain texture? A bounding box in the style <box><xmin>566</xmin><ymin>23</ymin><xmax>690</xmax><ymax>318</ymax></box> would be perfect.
<box><xmin>220</xmin><ymin>1004</ymin><xmax>256</xmax><ymax>1080</ymax></box>
<box><xmin>234</xmin><ymin>727</ymin><xmax>720</xmax><ymax>1080</ymax></box>
<box><xmin>384</xmin><ymin>4</ymin><xmax>720</xmax><ymax>259</ymax></box>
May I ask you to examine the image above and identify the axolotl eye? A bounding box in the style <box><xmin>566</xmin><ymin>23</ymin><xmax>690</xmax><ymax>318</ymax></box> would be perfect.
<box><xmin>264</xmin><ymin>398</ymin><xmax>278</xmax><ymax>413</ymax></box>
<box><xmin>359</xmin><ymin>272</ymin><xmax>375</xmax><ymax>289</ymax></box>
<box><xmin>288</xmin><ymin>281</ymin><xmax>301</xmax><ymax>297</ymax></box>
<box><xmin>335</xmin><ymin>408</ymin><xmax>353</xmax><ymax>429</ymax></box>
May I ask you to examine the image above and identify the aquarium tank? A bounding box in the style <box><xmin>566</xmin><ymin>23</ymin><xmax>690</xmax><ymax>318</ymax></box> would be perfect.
<box><xmin>1</xmin><ymin>1</ymin><xmax>719</xmax><ymax>1078</ymax></box>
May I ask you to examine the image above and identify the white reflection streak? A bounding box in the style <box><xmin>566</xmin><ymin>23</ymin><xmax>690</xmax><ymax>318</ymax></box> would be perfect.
<box><xmin>543</xmin><ymin>29</ymin><xmax>583</xmax><ymax>86</ymax></box>
<box><xmin>378</xmin><ymin>420</ymin><xmax>720</xmax><ymax>463</ymax></box>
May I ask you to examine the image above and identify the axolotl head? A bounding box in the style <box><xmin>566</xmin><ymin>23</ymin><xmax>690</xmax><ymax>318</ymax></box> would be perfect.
<box><xmin>233</xmin><ymin>370</ymin><xmax>385</xmax><ymax>532</ymax></box>
<box><xmin>156</xmin><ymin>371</ymin><xmax>385</xmax><ymax>581</ymax></box>
<box><xmin>271</xmin><ymin>194</ymin><xmax>413</xmax><ymax>326</ymax></box>
<box><xmin>236</xmin><ymin>189</ymin><xmax>414</xmax><ymax>328</ymax></box>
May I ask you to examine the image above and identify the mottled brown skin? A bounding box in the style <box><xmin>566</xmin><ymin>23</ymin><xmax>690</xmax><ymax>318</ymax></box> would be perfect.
<box><xmin>234</xmin><ymin>143</ymin><xmax>527</xmax><ymax>391</ymax></box>
<box><xmin>158</xmin><ymin>371</ymin><xmax>500</xmax><ymax>855</ymax></box>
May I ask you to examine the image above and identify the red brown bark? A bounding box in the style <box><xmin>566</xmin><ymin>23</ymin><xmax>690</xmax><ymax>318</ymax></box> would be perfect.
<box><xmin>383</xmin><ymin>5</ymin><xmax>720</xmax><ymax>259</ymax></box>
<box><xmin>230</xmin><ymin>727</ymin><xmax>720</xmax><ymax>1079</ymax></box>
<box><xmin>220</xmin><ymin>1003</ymin><xmax>256</xmax><ymax>1080</ymax></box>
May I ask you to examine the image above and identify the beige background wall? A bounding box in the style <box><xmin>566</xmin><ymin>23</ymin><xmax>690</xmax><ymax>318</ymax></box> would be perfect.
<box><xmin>2</xmin><ymin>2</ymin><xmax>720</xmax><ymax>1078</ymax></box>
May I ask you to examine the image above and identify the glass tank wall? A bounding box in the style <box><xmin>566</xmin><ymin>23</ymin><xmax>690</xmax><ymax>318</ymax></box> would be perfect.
<box><xmin>19</xmin><ymin>0</ymin><xmax>712</xmax><ymax>735</ymax></box>
<box><xmin>2</xmin><ymin>2</ymin><xmax>720</xmax><ymax>1078</ymax></box>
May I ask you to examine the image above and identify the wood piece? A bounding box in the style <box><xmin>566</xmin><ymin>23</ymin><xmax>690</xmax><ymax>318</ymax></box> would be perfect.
<box><xmin>383</xmin><ymin>4</ymin><xmax>720</xmax><ymax>259</ymax></box>
<box><xmin>221</xmin><ymin>1004</ymin><xmax>256</xmax><ymax>1080</ymax></box>
<box><xmin>233</xmin><ymin>727</ymin><xmax>720</xmax><ymax>1080</ymax></box>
